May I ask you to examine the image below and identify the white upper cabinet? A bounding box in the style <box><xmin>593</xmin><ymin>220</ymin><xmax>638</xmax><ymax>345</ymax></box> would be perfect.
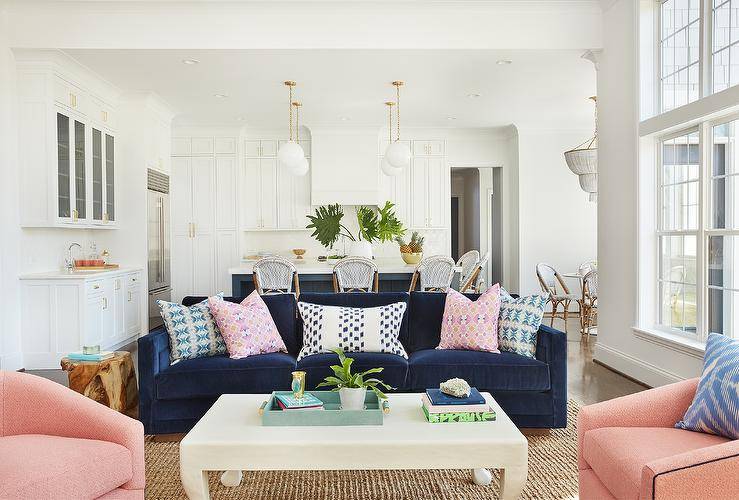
<box><xmin>215</xmin><ymin>156</ymin><xmax>237</xmax><ymax>230</ymax></box>
<box><xmin>245</xmin><ymin>139</ymin><xmax>278</xmax><ymax>157</ymax></box>
<box><xmin>172</xmin><ymin>137</ymin><xmax>192</xmax><ymax>156</ymax></box>
<box><xmin>410</xmin><ymin>157</ymin><xmax>447</xmax><ymax>229</ymax></box>
<box><xmin>18</xmin><ymin>62</ymin><xmax>118</xmax><ymax>229</ymax></box>
<box><xmin>413</xmin><ymin>140</ymin><xmax>445</xmax><ymax>156</ymax></box>
<box><xmin>241</xmin><ymin>158</ymin><xmax>279</xmax><ymax>230</ymax></box>
<box><xmin>215</xmin><ymin>137</ymin><xmax>237</xmax><ymax>155</ymax></box>
<box><xmin>191</xmin><ymin>137</ymin><xmax>215</xmax><ymax>155</ymax></box>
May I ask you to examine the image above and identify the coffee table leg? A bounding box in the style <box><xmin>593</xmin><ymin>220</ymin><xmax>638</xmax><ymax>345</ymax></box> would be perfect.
<box><xmin>472</xmin><ymin>468</ymin><xmax>492</xmax><ymax>486</ymax></box>
<box><xmin>499</xmin><ymin>465</ymin><xmax>527</xmax><ymax>500</ymax></box>
<box><xmin>181</xmin><ymin>468</ymin><xmax>210</xmax><ymax>500</ymax></box>
<box><xmin>220</xmin><ymin>470</ymin><xmax>243</xmax><ymax>487</ymax></box>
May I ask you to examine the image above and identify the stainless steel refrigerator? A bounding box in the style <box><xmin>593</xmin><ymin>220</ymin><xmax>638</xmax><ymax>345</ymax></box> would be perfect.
<box><xmin>147</xmin><ymin>169</ymin><xmax>171</xmax><ymax>330</ymax></box>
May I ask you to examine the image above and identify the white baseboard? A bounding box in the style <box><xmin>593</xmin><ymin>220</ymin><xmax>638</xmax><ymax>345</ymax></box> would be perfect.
<box><xmin>0</xmin><ymin>352</ymin><xmax>24</xmax><ymax>371</ymax></box>
<box><xmin>594</xmin><ymin>343</ymin><xmax>685</xmax><ymax>388</ymax></box>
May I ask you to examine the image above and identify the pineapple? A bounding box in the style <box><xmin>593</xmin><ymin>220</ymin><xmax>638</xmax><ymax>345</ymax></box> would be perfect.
<box><xmin>409</xmin><ymin>231</ymin><xmax>424</xmax><ymax>253</ymax></box>
<box><xmin>395</xmin><ymin>236</ymin><xmax>412</xmax><ymax>254</ymax></box>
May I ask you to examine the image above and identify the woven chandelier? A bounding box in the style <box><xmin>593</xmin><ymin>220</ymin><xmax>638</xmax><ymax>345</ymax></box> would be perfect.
<box><xmin>564</xmin><ymin>96</ymin><xmax>597</xmax><ymax>202</ymax></box>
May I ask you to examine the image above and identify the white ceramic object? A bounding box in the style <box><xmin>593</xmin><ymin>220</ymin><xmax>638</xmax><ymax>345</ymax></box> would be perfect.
<box><xmin>349</xmin><ymin>240</ymin><xmax>373</xmax><ymax>259</ymax></box>
<box><xmin>384</xmin><ymin>141</ymin><xmax>411</xmax><ymax>168</ymax></box>
<box><xmin>339</xmin><ymin>387</ymin><xmax>367</xmax><ymax>411</ymax></box>
<box><xmin>278</xmin><ymin>140</ymin><xmax>305</xmax><ymax>169</ymax></box>
<box><xmin>179</xmin><ymin>392</ymin><xmax>528</xmax><ymax>500</ymax></box>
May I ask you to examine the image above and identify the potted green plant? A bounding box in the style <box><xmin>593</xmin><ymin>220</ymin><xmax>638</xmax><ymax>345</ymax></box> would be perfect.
<box><xmin>306</xmin><ymin>202</ymin><xmax>405</xmax><ymax>259</ymax></box>
<box><xmin>316</xmin><ymin>349</ymin><xmax>393</xmax><ymax>410</ymax></box>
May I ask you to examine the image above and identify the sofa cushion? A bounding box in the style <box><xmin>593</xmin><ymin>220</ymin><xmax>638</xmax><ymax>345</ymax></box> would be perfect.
<box><xmin>184</xmin><ymin>294</ymin><xmax>300</xmax><ymax>357</ymax></box>
<box><xmin>298</xmin><ymin>292</ymin><xmax>411</xmax><ymax>351</ymax></box>
<box><xmin>408</xmin><ymin>349</ymin><xmax>550</xmax><ymax>392</ymax></box>
<box><xmin>156</xmin><ymin>352</ymin><xmax>296</xmax><ymax>400</ymax></box>
<box><xmin>583</xmin><ymin>427</ymin><xmax>729</xmax><ymax>500</ymax></box>
<box><xmin>0</xmin><ymin>434</ymin><xmax>132</xmax><ymax>499</ymax></box>
<box><xmin>297</xmin><ymin>351</ymin><xmax>408</xmax><ymax>390</ymax></box>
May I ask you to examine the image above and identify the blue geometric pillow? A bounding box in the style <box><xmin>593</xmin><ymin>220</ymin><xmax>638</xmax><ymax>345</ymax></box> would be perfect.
<box><xmin>497</xmin><ymin>292</ymin><xmax>548</xmax><ymax>358</ymax></box>
<box><xmin>675</xmin><ymin>333</ymin><xmax>739</xmax><ymax>439</ymax></box>
<box><xmin>158</xmin><ymin>294</ymin><xmax>227</xmax><ymax>363</ymax></box>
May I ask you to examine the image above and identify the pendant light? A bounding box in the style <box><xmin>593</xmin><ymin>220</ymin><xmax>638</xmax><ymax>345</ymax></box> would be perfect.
<box><xmin>564</xmin><ymin>96</ymin><xmax>597</xmax><ymax>202</ymax></box>
<box><xmin>290</xmin><ymin>101</ymin><xmax>309</xmax><ymax>176</ymax></box>
<box><xmin>384</xmin><ymin>81</ymin><xmax>411</xmax><ymax>168</ymax></box>
<box><xmin>381</xmin><ymin>101</ymin><xmax>403</xmax><ymax>176</ymax></box>
<box><xmin>278</xmin><ymin>81</ymin><xmax>305</xmax><ymax>169</ymax></box>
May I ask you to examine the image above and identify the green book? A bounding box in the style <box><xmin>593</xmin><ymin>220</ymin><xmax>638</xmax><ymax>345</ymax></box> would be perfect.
<box><xmin>422</xmin><ymin>404</ymin><xmax>496</xmax><ymax>423</ymax></box>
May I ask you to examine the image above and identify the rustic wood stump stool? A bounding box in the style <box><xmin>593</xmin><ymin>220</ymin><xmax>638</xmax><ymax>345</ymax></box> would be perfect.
<box><xmin>60</xmin><ymin>351</ymin><xmax>139</xmax><ymax>418</ymax></box>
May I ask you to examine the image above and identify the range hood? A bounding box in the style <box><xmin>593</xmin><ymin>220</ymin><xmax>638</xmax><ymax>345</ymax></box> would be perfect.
<box><xmin>310</xmin><ymin>128</ymin><xmax>380</xmax><ymax>205</ymax></box>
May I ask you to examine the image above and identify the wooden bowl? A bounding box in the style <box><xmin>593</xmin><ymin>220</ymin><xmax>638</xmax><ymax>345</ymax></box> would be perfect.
<box><xmin>401</xmin><ymin>252</ymin><xmax>423</xmax><ymax>265</ymax></box>
<box><xmin>292</xmin><ymin>248</ymin><xmax>307</xmax><ymax>259</ymax></box>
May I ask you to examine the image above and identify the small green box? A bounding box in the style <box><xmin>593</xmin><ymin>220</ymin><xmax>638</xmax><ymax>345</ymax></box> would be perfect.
<box><xmin>259</xmin><ymin>391</ymin><xmax>388</xmax><ymax>426</ymax></box>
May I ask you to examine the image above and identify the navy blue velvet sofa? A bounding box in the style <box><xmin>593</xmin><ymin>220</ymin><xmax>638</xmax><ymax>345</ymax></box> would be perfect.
<box><xmin>138</xmin><ymin>292</ymin><xmax>567</xmax><ymax>434</ymax></box>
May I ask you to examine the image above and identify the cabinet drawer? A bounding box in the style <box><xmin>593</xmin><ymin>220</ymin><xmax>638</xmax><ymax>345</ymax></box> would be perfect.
<box><xmin>126</xmin><ymin>273</ymin><xmax>142</xmax><ymax>288</ymax></box>
<box><xmin>85</xmin><ymin>279</ymin><xmax>105</xmax><ymax>296</ymax></box>
<box><xmin>53</xmin><ymin>76</ymin><xmax>86</xmax><ymax>114</ymax></box>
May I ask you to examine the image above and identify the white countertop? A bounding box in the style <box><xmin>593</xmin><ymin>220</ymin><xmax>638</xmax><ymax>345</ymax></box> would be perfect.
<box><xmin>229</xmin><ymin>257</ymin><xmax>420</xmax><ymax>275</ymax></box>
<box><xmin>19</xmin><ymin>266</ymin><xmax>145</xmax><ymax>280</ymax></box>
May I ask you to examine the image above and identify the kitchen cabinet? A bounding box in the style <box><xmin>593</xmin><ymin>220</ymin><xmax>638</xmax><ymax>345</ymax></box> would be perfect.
<box><xmin>215</xmin><ymin>137</ymin><xmax>237</xmax><ymax>154</ymax></box>
<box><xmin>20</xmin><ymin>269</ymin><xmax>144</xmax><ymax>369</ymax></box>
<box><xmin>172</xmin><ymin>137</ymin><xmax>192</xmax><ymax>156</ymax></box>
<box><xmin>215</xmin><ymin>156</ymin><xmax>237</xmax><ymax>230</ymax></box>
<box><xmin>413</xmin><ymin>140</ymin><xmax>445</xmax><ymax>156</ymax></box>
<box><xmin>410</xmin><ymin>157</ymin><xmax>447</xmax><ymax>228</ymax></box>
<box><xmin>277</xmin><ymin>162</ymin><xmax>312</xmax><ymax>230</ymax></box>
<box><xmin>245</xmin><ymin>139</ymin><xmax>278</xmax><ymax>157</ymax></box>
<box><xmin>216</xmin><ymin>231</ymin><xmax>238</xmax><ymax>295</ymax></box>
<box><xmin>377</xmin><ymin>159</ymin><xmax>411</xmax><ymax>227</ymax></box>
<box><xmin>18</xmin><ymin>62</ymin><xmax>118</xmax><ymax>229</ymax></box>
<box><xmin>191</xmin><ymin>137</ymin><xmax>215</xmax><ymax>155</ymax></box>
<box><xmin>241</xmin><ymin>158</ymin><xmax>278</xmax><ymax>229</ymax></box>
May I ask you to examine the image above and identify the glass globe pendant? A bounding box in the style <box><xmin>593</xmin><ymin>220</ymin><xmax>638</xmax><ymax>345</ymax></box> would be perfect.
<box><xmin>384</xmin><ymin>81</ymin><xmax>411</xmax><ymax>169</ymax></box>
<box><xmin>278</xmin><ymin>81</ymin><xmax>305</xmax><ymax>171</ymax></box>
<box><xmin>381</xmin><ymin>101</ymin><xmax>403</xmax><ymax>177</ymax></box>
<box><xmin>286</xmin><ymin>101</ymin><xmax>309</xmax><ymax>176</ymax></box>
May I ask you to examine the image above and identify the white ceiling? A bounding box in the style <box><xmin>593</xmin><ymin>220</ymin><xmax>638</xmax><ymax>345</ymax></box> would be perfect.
<box><xmin>64</xmin><ymin>49</ymin><xmax>597</xmax><ymax>130</ymax></box>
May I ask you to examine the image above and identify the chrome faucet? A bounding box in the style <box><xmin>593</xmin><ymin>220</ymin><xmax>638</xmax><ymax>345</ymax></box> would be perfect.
<box><xmin>66</xmin><ymin>242</ymin><xmax>82</xmax><ymax>272</ymax></box>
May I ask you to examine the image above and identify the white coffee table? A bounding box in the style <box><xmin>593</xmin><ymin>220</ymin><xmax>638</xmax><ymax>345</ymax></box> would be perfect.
<box><xmin>180</xmin><ymin>392</ymin><xmax>528</xmax><ymax>500</ymax></box>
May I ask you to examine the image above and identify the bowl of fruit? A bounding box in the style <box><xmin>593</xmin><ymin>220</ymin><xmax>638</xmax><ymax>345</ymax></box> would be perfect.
<box><xmin>396</xmin><ymin>232</ymin><xmax>424</xmax><ymax>265</ymax></box>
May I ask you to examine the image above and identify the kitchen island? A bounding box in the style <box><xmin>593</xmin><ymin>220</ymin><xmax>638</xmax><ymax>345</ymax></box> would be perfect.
<box><xmin>229</xmin><ymin>257</ymin><xmax>422</xmax><ymax>295</ymax></box>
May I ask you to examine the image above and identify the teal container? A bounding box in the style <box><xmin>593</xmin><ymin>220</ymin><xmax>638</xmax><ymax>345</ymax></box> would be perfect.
<box><xmin>259</xmin><ymin>390</ymin><xmax>389</xmax><ymax>426</ymax></box>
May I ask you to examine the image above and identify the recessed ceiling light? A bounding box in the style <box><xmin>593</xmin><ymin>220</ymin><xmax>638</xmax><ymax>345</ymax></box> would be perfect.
<box><xmin>182</xmin><ymin>59</ymin><xmax>200</xmax><ymax>65</ymax></box>
<box><xmin>467</xmin><ymin>93</ymin><xmax>481</xmax><ymax>98</ymax></box>
<box><xmin>447</xmin><ymin>116</ymin><xmax>457</xmax><ymax>121</ymax></box>
<box><xmin>496</xmin><ymin>59</ymin><xmax>513</xmax><ymax>65</ymax></box>
<box><xmin>213</xmin><ymin>93</ymin><xmax>228</xmax><ymax>98</ymax></box>
<box><xmin>340</xmin><ymin>116</ymin><xmax>350</xmax><ymax>121</ymax></box>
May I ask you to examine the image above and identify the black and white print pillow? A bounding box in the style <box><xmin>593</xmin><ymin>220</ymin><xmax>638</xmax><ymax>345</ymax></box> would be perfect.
<box><xmin>297</xmin><ymin>302</ymin><xmax>408</xmax><ymax>361</ymax></box>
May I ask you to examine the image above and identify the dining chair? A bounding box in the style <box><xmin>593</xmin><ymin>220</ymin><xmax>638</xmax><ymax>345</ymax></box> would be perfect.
<box><xmin>252</xmin><ymin>256</ymin><xmax>300</xmax><ymax>296</ymax></box>
<box><xmin>536</xmin><ymin>262</ymin><xmax>580</xmax><ymax>333</ymax></box>
<box><xmin>409</xmin><ymin>255</ymin><xmax>456</xmax><ymax>292</ymax></box>
<box><xmin>581</xmin><ymin>269</ymin><xmax>598</xmax><ymax>337</ymax></box>
<box><xmin>578</xmin><ymin>260</ymin><xmax>597</xmax><ymax>277</ymax></box>
<box><xmin>456</xmin><ymin>250</ymin><xmax>480</xmax><ymax>290</ymax></box>
<box><xmin>333</xmin><ymin>257</ymin><xmax>378</xmax><ymax>292</ymax></box>
<box><xmin>460</xmin><ymin>252</ymin><xmax>489</xmax><ymax>293</ymax></box>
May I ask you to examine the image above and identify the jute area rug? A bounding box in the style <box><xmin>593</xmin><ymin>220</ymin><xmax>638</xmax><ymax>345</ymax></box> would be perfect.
<box><xmin>145</xmin><ymin>400</ymin><xmax>581</xmax><ymax>500</ymax></box>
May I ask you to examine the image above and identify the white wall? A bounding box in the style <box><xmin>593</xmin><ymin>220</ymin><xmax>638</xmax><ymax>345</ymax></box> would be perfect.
<box><xmin>516</xmin><ymin>128</ymin><xmax>599</xmax><ymax>295</ymax></box>
<box><xmin>595</xmin><ymin>0</ymin><xmax>704</xmax><ymax>386</ymax></box>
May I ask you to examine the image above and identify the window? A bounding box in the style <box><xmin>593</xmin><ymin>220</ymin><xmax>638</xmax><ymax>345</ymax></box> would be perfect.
<box><xmin>660</xmin><ymin>0</ymin><xmax>701</xmax><ymax>111</ymax></box>
<box><xmin>712</xmin><ymin>0</ymin><xmax>739</xmax><ymax>92</ymax></box>
<box><xmin>658</xmin><ymin>131</ymin><xmax>700</xmax><ymax>334</ymax></box>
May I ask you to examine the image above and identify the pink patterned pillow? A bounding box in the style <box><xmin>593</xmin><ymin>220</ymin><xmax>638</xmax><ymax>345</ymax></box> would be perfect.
<box><xmin>208</xmin><ymin>292</ymin><xmax>287</xmax><ymax>359</ymax></box>
<box><xmin>437</xmin><ymin>284</ymin><xmax>501</xmax><ymax>352</ymax></box>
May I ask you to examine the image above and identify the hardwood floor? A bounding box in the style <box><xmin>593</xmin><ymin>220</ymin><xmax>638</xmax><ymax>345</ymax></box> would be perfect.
<box><xmin>28</xmin><ymin>319</ymin><xmax>645</xmax><ymax>406</ymax></box>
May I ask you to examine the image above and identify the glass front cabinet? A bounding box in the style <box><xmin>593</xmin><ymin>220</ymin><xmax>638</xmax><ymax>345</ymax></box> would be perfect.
<box><xmin>90</xmin><ymin>128</ymin><xmax>115</xmax><ymax>225</ymax></box>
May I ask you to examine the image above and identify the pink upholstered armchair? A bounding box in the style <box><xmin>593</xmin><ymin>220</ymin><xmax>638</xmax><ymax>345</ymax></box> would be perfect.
<box><xmin>578</xmin><ymin>378</ymin><xmax>739</xmax><ymax>499</ymax></box>
<box><xmin>0</xmin><ymin>371</ymin><xmax>145</xmax><ymax>499</ymax></box>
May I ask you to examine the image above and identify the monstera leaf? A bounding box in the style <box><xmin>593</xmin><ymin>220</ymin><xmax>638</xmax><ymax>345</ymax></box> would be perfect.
<box><xmin>306</xmin><ymin>204</ymin><xmax>354</xmax><ymax>248</ymax></box>
<box><xmin>376</xmin><ymin>201</ymin><xmax>405</xmax><ymax>242</ymax></box>
<box><xmin>356</xmin><ymin>206</ymin><xmax>379</xmax><ymax>242</ymax></box>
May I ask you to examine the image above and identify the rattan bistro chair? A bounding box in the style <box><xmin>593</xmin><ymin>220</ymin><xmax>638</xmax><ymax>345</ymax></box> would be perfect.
<box><xmin>578</xmin><ymin>260</ymin><xmax>597</xmax><ymax>277</ymax></box>
<box><xmin>581</xmin><ymin>269</ymin><xmax>598</xmax><ymax>337</ymax></box>
<box><xmin>253</xmin><ymin>256</ymin><xmax>300</xmax><ymax>296</ymax></box>
<box><xmin>460</xmin><ymin>252</ymin><xmax>489</xmax><ymax>293</ymax></box>
<box><xmin>409</xmin><ymin>255</ymin><xmax>456</xmax><ymax>292</ymax></box>
<box><xmin>536</xmin><ymin>263</ymin><xmax>580</xmax><ymax>333</ymax></box>
<box><xmin>333</xmin><ymin>257</ymin><xmax>379</xmax><ymax>292</ymax></box>
<box><xmin>456</xmin><ymin>250</ymin><xmax>480</xmax><ymax>291</ymax></box>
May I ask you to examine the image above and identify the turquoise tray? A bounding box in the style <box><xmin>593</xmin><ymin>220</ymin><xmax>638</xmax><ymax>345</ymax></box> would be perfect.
<box><xmin>259</xmin><ymin>390</ymin><xmax>390</xmax><ymax>426</ymax></box>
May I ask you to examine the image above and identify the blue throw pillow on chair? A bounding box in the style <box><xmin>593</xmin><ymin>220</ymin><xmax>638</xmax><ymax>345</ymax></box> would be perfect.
<box><xmin>675</xmin><ymin>333</ymin><xmax>739</xmax><ymax>439</ymax></box>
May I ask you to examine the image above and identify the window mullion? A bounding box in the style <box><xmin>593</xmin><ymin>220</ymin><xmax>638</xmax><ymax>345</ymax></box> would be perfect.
<box><xmin>699</xmin><ymin>120</ymin><xmax>712</xmax><ymax>340</ymax></box>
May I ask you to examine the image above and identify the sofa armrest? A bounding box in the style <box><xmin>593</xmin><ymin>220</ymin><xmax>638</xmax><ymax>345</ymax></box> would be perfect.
<box><xmin>577</xmin><ymin>378</ymin><xmax>699</xmax><ymax>470</ymax></box>
<box><xmin>536</xmin><ymin>324</ymin><xmax>567</xmax><ymax>427</ymax></box>
<box><xmin>1</xmin><ymin>371</ymin><xmax>145</xmax><ymax>490</ymax></box>
<box><xmin>137</xmin><ymin>326</ymin><xmax>171</xmax><ymax>433</ymax></box>
<box><xmin>640</xmin><ymin>439</ymin><xmax>739</xmax><ymax>500</ymax></box>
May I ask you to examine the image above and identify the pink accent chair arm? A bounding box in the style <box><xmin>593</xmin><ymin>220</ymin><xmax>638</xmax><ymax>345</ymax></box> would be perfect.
<box><xmin>0</xmin><ymin>371</ymin><xmax>145</xmax><ymax>491</ymax></box>
<box><xmin>640</xmin><ymin>440</ymin><xmax>739</xmax><ymax>500</ymax></box>
<box><xmin>577</xmin><ymin>378</ymin><xmax>699</xmax><ymax>470</ymax></box>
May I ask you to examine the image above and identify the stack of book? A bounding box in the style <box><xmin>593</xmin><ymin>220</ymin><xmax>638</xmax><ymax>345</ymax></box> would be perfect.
<box><xmin>422</xmin><ymin>388</ymin><xmax>496</xmax><ymax>423</ymax></box>
<box><xmin>275</xmin><ymin>393</ymin><xmax>325</xmax><ymax>411</ymax></box>
<box><xmin>66</xmin><ymin>351</ymin><xmax>115</xmax><ymax>362</ymax></box>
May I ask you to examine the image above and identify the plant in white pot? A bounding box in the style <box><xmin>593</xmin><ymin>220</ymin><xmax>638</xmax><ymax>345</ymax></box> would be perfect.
<box><xmin>316</xmin><ymin>349</ymin><xmax>393</xmax><ymax>410</ymax></box>
<box><xmin>305</xmin><ymin>202</ymin><xmax>405</xmax><ymax>259</ymax></box>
